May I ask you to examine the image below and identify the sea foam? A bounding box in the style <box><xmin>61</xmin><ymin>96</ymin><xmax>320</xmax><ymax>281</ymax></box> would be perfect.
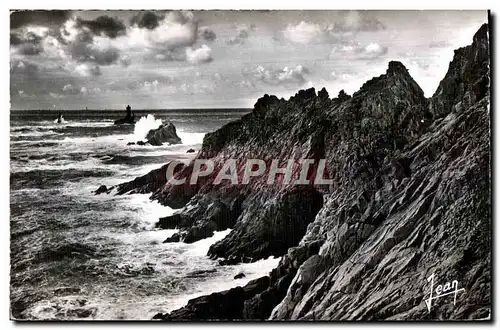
<box><xmin>132</xmin><ymin>115</ymin><xmax>163</xmax><ymax>141</ymax></box>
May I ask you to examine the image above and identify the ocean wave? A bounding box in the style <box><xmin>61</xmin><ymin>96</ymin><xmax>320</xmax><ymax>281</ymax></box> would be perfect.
<box><xmin>33</xmin><ymin>242</ymin><xmax>98</xmax><ymax>264</ymax></box>
<box><xmin>10</xmin><ymin>168</ymin><xmax>116</xmax><ymax>190</ymax></box>
<box><xmin>177</xmin><ymin>130</ymin><xmax>205</xmax><ymax>146</ymax></box>
<box><xmin>132</xmin><ymin>114</ymin><xmax>163</xmax><ymax>141</ymax></box>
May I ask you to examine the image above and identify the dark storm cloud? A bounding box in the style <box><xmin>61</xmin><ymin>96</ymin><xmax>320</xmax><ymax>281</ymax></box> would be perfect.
<box><xmin>59</xmin><ymin>19</ymin><xmax>122</xmax><ymax>66</ymax></box>
<box><xmin>18</xmin><ymin>43</ymin><xmax>44</xmax><ymax>55</ymax></box>
<box><xmin>10</xmin><ymin>31</ymin><xmax>44</xmax><ymax>55</ymax></box>
<box><xmin>130</xmin><ymin>11</ymin><xmax>165</xmax><ymax>30</ymax></box>
<box><xmin>76</xmin><ymin>15</ymin><xmax>126</xmax><ymax>39</ymax></box>
<box><xmin>10</xmin><ymin>10</ymin><xmax>72</xmax><ymax>29</ymax></box>
<box><xmin>69</xmin><ymin>42</ymin><xmax>120</xmax><ymax>65</ymax></box>
<box><xmin>10</xmin><ymin>33</ymin><xmax>22</xmax><ymax>45</ymax></box>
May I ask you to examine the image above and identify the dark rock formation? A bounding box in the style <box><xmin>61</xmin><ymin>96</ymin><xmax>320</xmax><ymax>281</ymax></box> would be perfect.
<box><xmin>318</xmin><ymin>87</ymin><xmax>329</xmax><ymax>100</ymax></box>
<box><xmin>158</xmin><ymin>195</ymin><xmax>244</xmax><ymax>242</ymax></box>
<box><xmin>429</xmin><ymin>24</ymin><xmax>489</xmax><ymax>118</ymax></box>
<box><xmin>93</xmin><ymin>185</ymin><xmax>108</xmax><ymax>195</ymax></box>
<box><xmin>146</xmin><ymin>122</ymin><xmax>182</xmax><ymax>146</ymax></box>
<box><xmin>207</xmin><ymin>186</ymin><xmax>323</xmax><ymax>261</ymax></box>
<box><xmin>186</xmin><ymin>148</ymin><xmax>196</xmax><ymax>153</ymax></box>
<box><xmin>152</xmin><ymin>276</ymin><xmax>270</xmax><ymax>320</ymax></box>
<box><xmin>234</xmin><ymin>273</ymin><xmax>246</xmax><ymax>279</ymax></box>
<box><xmin>115</xmin><ymin>161</ymin><xmax>187</xmax><ymax>195</ymax></box>
<box><xmin>266</xmin><ymin>23</ymin><xmax>490</xmax><ymax>321</ymax></box>
<box><xmin>119</xmin><ymin>24</ymin><xmax>490</xmax><ymax>321</ymax></box>
<box><xmin>336</xmin><ymin>89</ymin><xmax>350</xmax><ymax>102</ymax></box>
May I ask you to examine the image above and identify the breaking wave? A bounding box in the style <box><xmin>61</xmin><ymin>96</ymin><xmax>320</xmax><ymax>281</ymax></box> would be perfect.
<box><xmin>132</xmin><ymin>115</ymin><xmax>163</xmax><ymax>141</ymax></box>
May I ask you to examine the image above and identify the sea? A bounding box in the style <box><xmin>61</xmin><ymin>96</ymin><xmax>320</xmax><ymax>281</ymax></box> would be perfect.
<box><xmin>9</xmin><ymin>109</ymin><xmax>280</xmax><ymax>320</ymax></box>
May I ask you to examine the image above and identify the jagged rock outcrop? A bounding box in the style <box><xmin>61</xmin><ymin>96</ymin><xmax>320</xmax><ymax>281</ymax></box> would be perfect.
<box><xmin>94</xmin><ymin>185</ymin><xmax>108</xmax><ymax>195</ymax></box>
<box><xmin>151</xmin><ymin>55</ymin><xmax>431</xmax><ymax>259</ymax></box>
<box><xmin>146</xmin><ymin>122</ymin><xmax>182</xmax><ymax>146</ymax></box>
<box><xmin>116</xmin><ymin>161</ymin><xmax>187</xmax><ymax>196</ymax></box>
<box><xmin>429</xmin><ymin>24</ymin><xmax>489</xmax><ymax>118</ymax></box>
<box><xmin>152</xmin><ymin>276</ymin><xmax>271</xmax><ymax>320</ymax></box>
<box><xmin>114</xmin><ymin>24</ymin><xmax>490</xmax><ymax>320</ymax></box>
<box><xmin>266</xmin><ymin>23</ymin><xmax>490</xmax><ymax>321</ymax></box>
<box><xmin>207</xmin><ymin>186</ymin><xmax>323</xmax><ymax>261</ymax></box>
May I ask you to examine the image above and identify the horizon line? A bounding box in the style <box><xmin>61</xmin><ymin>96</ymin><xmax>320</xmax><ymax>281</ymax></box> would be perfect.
<box><xmin>10</xmin><ymin>107</ymin><xmax>253</xmax><ymax>111</ymax></box>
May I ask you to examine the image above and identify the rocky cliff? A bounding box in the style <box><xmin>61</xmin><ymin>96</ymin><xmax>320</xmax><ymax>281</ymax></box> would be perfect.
<box><xmin>120</xmin><ymin>24</ymin><xmax>490</xmax><ymax>320</ymax></box>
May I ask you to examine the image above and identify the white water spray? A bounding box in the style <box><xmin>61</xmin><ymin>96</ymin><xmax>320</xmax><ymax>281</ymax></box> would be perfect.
<box><xmin>53</xmin><ymin>116</ymin><xmax>67</xmax><ymax>124</ymax></box>
<box><xmin>132</xmin><ymin>114</ymin><xmax>163</xmax><ymax>141</ymax></box>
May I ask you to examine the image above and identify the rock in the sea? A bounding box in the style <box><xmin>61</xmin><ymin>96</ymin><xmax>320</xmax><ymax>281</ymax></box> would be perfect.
<box><xmin>153</xmin><ymin>276</ymin><xmax>270</xmax><ymax>320</ymax></box>
<box><xmin>234</xmin><ymin>273</ymin><xmax>246</xmax><ymax>279</ymax></box>
<box><xmin>94</xmin><ymin>185</ymin><xmax>108</xmax><ymax>195</ymax></box>
<box><xmin>115</xmin><ymin>161</ymin><xmax>187</xmax><ymax>195</ymax></box>
<box><xmin>136</xmin><ymin>141</ymin><xmax>146</xmax><ymax>146</ymax></box>
<box><xmin>207</xmin><ymin>186</ymin><xmax>324</xmax><ymax>261</ymax></box>
<box><xmin>186</xmin><ymin>148</ymin><xmax>196</xmax><ymax>153</ymax></box>
<box><xmin>146</xmin><ymin>122</ymin><xmax>182</xmax><ymax>146</ymax></box>
<box><xmin>126</xmin><ymin>142</ymin><xmax>136</xmax><ymax>146</ymax></box>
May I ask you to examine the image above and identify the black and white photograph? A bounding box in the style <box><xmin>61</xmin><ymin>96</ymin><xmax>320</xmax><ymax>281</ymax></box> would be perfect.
<box><xmin>8</xmin><ymin>7</ymin><xmax>492</xmax><ymax>322</ymax></box>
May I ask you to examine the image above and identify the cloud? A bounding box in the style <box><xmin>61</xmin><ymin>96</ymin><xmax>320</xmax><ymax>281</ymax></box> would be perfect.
<box><xmin>10</xmin><ymin>10</ymin><xmax>72</xmax><ymax>29</ymax></box>
<box><xmin>10</xmin><ymin>33</ymin><xmax>23</xmax><ymax>45</ymax></box>
<box><xmin>10</xmin><ymin>60</ymin><xmax>39</xmax><ymax>75</ymax></box>
<box><xmin>10</xmin><ymin>31</ymin><xmax>44</xmax><ymax>55</ymax></box>
<box><xmin>74</xmin><ymin>63</ymin><xmax>101</xmax><ymax>77</ymax></box>
<box><xmin>283</xmin><ymin>12</ymin><xmax>385</xmax><ymax>45</ymax></box>
<box><xmin>238</xmin><ymin>80</ymin><xmax>255</xmax><ymax>89</ymax></box>
<box><xmin>247</xmin><ymin>64</ymin><xmax>309</xmax><ymax>86</ymax></box>
<box><xmin>363</xmin><ymin>42</ymin><xmax>388</xmax><ymax>57</ymax></box>
<box><xmin>186</xmin><ymin>44</ymin><xmax>213</xmax><ymax>64</ymax></box>
<box><xmin>115</xmin><ymin>10</ymin><xmax>199</xmax><ymax>58</ymax></box>
<box><xmin>130</xmin><ymin>11</ymin><xmax>165</xmax><ymax>30</ymax></box>
<box><xmin>64</xmin><ymin>18</ymin><xmax>123</xmax><ymax>64</ymax></box>
<box><xmin>119</xmin><ymin>55</ymin><xmax>131</xmax><ymax>66</ymax></box>
<box><xmin>17</xmin><ymin>43</ymin><xmax>44</xmax><ymax>55</ymax></box>
<box><xmin>178</xmin><ymin>82</ymin><xmax>215</xmax><ymax>95</ymax></box>
<box><xmin>199</xmin><ymin>26</ymin><xmax>216</xmax><ymax>41</ymax></box>
<box><xmin>330</xmin><ymin>70</ymin><xmax>355</xmax><ymax>81</ymax></box>
<box><xmin>76</xmin><ymin>15</ymin><xmax>126</xmax><ymax>39</ymax></box>
<box><xmin>80</xmin><ymin>86</ymin><xmax>101</xmax><ymax>94</ymax></box>
<box><xmin>62</xmin><ymin>84</ymin><xmax>75</xmax><ymax>93</ymax></box>
<box><xmin>49</xmin><ymin>92</ymin><xmax>65</xmax><ymax>99</ymax></box>
<box><xmin>236</xmin><ymin>24</ymin><xmax>252</xmax><ymax>38</ymax></box>
<box><xmin>330</xmin><ymin>41</ymin><xmax>388</xmax><ymax>59</ymax></box>
<box><xmin>283</xmin><ymin>21</ymin><xmax>323</xmax><ymax>44</ymax></box>
<box><xmin>226</xmin><ymin>23</ymin><xmax>254</xmax><ymax>45</ymax></box>
<box><xmin>141</xmin><ymin>80</ymin><xmax>160</xmax><ymax>93</ymax></box>
<box><xmin>146</xmin><ymin>11</ymin><xmax>198</xmax><ymax>49</ymax></box>
<box><xmin>68</xmin><ymin>41</ymin><xmax>120</xmax><ymax>65</ymax></box>
<box><xmin>10</xmin><ymin>10</ymin><xmax>216</xmax><ymax>76</ymax></box>
<box><xmin>326</xmin><ymin>11</ymin><xmax>386</xmax><ymax>33</ymax></box>
<box><xmin>429</xmin><ymin>40</ymin><xmax>453</xmax><ymax>48</ymax></box>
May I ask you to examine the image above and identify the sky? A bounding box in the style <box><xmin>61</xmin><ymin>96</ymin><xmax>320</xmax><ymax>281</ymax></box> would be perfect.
<box><xmin>9</xmin><ymin>10</ymin><xmax>488</xmax><ymax>110</ymax></box>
